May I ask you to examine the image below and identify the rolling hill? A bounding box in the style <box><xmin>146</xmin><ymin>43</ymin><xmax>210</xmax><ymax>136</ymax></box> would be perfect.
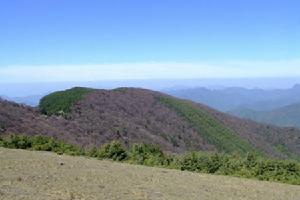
<box><xmin>165</xmin><ymin>84</ymin><xmax>300</xmax><ymax>112</ymax></box>
<box><xmin>230</xmin><ymin>102</ymin><xmax>300</xmax><ymax>128</ymax></box>
<box><xmin>0</xmin><ymin>87</ymin><xmax>300</xmax><ymax>159</ymax></box>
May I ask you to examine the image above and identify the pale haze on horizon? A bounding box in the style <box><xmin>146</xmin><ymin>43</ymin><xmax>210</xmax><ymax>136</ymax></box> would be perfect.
<box><xmin>1</xmin><ymin>60</ymin><xmax>300</xmax><ymax>83</ymax></box>
<box><xmin>0</xmin><ymin>0</ymin><xmax>299</xmax><ymax>93</ymax></box>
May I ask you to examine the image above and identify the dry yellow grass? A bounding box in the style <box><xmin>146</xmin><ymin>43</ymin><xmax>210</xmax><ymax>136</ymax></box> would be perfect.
<box><xmin>0</xmin><ymin>147</ymin><xmax>299</xmax><ymax>200</ymax></box>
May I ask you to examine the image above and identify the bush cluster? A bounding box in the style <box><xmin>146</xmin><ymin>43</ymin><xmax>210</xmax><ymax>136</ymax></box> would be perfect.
<box><xmin>179</xmin><ymin>152</ymin><xmax>300</xmax><ymax>185</ymax></box>
<box><xmin>128</xmin><ymin>143</ymin><xmax>167</xmax><ymax>166</ymax></box>
<box><xmin>0</xmin><ymin>135</ymin><xmax>84</xmax><ymax>156</ymax></box>
<box><xmin>0</xmin><ymin>135</ymin><xmax>299</xmax><ymax>185</ymax></box>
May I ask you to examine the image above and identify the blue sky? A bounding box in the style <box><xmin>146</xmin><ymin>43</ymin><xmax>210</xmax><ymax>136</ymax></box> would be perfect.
<box><xmin>0</xmin><ymin>0</ymin><xmax>299</xmax><ymax>82</ymax></box>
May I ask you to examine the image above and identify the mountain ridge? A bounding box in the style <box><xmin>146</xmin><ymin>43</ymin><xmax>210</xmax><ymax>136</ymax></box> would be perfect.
<box><xmin>165</xmin><ymin>84</ymin><xmax>300</xmax><ymax>112</ymax></box>
<box><xmin>230</xmin><ymin>102</ymin><xmax>300</xmax><ymax>128</ymax></box>
<box><xmin>0</xmin><ymin>87</ymin><xmax>299</xmax><ymax>159</ymax></box>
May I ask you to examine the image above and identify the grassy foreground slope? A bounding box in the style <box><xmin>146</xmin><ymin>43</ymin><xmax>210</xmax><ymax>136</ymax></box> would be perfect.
<box><xmin>1</xmin><ymin>148</ymin><xmax>300</xmax><ymax>200</ymax></box>
<box><xmin>1</xmin><ymin>135</ymin><xmax>299</xmax><ymax>185</ymax></box>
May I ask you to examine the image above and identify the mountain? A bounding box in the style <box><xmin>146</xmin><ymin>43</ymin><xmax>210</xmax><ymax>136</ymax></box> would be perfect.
<box><xmin>0</xmin><ymin>94</ymin><xmax>44</xmax><ymax>107</ymax></box>
<box><xmin>165</xmin><ymin>84</ymin><xmax>300</xmax><ymax>112</ymax></box>
<box><xmin>0</xmin><ymin>87</ymin><xmax>300</xmax><ymax>159</ymax></box>
<box><xmin>4</xmin><ymin>84</ymin><xmax>300</xmax><ymax>110</ymax></box>
<box><xmin>230</xmin><ymin>102</ymin><xmax>300</xmax><ymax>128</ymax></box>
<box><xmin>9</xmin><ymin>95</ymin><xmax>44</xmax><ymax>106</ymax></box>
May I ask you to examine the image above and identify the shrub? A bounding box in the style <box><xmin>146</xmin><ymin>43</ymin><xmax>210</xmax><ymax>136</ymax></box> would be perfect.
<box><xmin>180</xmin><ymin>152</ymin><xmax>223</xmax><ymax>173</ymax></box>
<box><xmin>31</xmin><ymin>135</ymin><xmax>56</xmax><ymax>151</ymax></box>
<box><xmin>177</xmin><ymin>151</ymin><xmax>300</xmax><ymax>184</ymax></box>
<box><xmin>97</xmin><ymin>141</ymin><xmax>127</xmax><ymax>161</ymax></box>
<box><xmin>128</xmin><ymin>143</ymin><xmax>166</xmax><ymax>166</ymax></box>
<box><xmin>87</xmin><ymin>146</ymin><xmax>98</xmax><ymax>157</ymax></box>
<box><xmin>0</xmin><ymin>135</ymin><xmax>85</xmax><ymax>156</ymax></box>
<box><xmin>2</xmin><ymin>135</ymin><xmax>32</xmax><ymax>149</ymax></box>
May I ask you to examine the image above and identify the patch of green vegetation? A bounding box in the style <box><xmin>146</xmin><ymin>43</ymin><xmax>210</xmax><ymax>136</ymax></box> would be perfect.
<box><xmin>276</xmin><ymin>144</ymin><xmax>300</xmax><ymax>161</ymax></box>
<box><xmin>96</xmin><ymin>141</ymin><xmax>127</xmax><ymax>161</ymax></box>
<box><xmin>157</xmin><ymin>96</ymin><xmax>259</xmax><ymax>155</ymax></box>
<box><xmin>39</xmin><ymin>87</ymin><xmax>95</xmax><ymax>116</ymax></box>
<box><xmin>112</xmin><ymin>87</ymin><xmax>129</xmax><ymax>92</ymax></box>
<box><xmin>1</xmin><ymin>135</ymin><xmax>299</xmax><ymax>185</ymax></box>
<box><xmin>128</xmin><ymin>143</ymin><xmax>168</xmax><ymax>166</ymax></box>
<box><xmin>178</xmin><ymin>152</ymin><xmax>300</xmax><ymax>185</ymax></box>
<box><xmin>0</xmin><ymin>135</ymin><xmax>84</xmax><ymax>156</ymax></box>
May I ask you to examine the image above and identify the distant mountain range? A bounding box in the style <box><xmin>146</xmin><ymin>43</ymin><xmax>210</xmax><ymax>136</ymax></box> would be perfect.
<box><xmin>165</xmin><ymin>84</ymin><xmax>300</xmax><ymax>128</ymax></box>
<box><xmin>8</xmin><ymin>95</ymin><xmax>43</xmax><ymax>107</ymax></box>
<box><xmin>0</xmin><ymin>93</ymin><xmax>47</xmax><ymax>107</ymax></box>
<box><xmin>1</xmin><ymin>87</ymin><xmax>299</xmax><ymax>160</ymax></box>
<box><xmin>165</xmin><ymin>84</ymin><xmax>300</xmax><ymax>112</ymax></box>
<box><xmin>3</xmin><ymin>84</ymin><xmax>300</xmax><ymax>129</ymax></box>
<box><xmin>3</xmin><ymin>83</ymin><xmax>300</xmax><ymax>110</ymax></box>
<box><xmin>229</xmin><ymin>102</ymin><xmax>300</xmax><ymax>128</ymax></box>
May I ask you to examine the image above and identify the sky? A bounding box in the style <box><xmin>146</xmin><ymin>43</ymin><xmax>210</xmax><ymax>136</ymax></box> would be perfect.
<box><xmin>0</xmin><ymin>0</ymin><xmax>299</xmax><ymax>83</ymax></box>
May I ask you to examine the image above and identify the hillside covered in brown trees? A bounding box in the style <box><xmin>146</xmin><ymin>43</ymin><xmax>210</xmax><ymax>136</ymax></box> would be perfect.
<box><xmin>0</xmin><ymin>87</ymin><xmax>299</xmax><ymax>159</ymax></box>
